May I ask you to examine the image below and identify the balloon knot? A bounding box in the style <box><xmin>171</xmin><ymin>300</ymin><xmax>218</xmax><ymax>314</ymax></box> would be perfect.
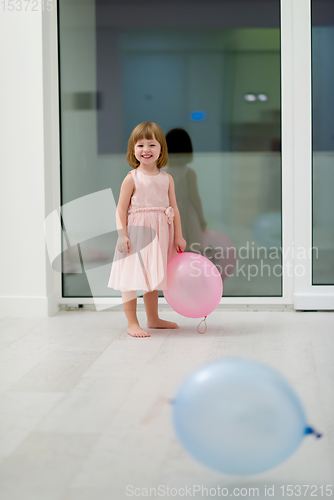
<box><xmin>305</xmin><ymin>426</ymin><xmax>323</xmax><ymax>438</ymax></box>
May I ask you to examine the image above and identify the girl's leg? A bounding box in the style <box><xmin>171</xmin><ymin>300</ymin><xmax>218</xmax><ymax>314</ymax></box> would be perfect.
<box><xmin>122</xmin><ymin>291</ymin><xmax>150</xmax><ymax>338</ymax></box>
<box><xmin>143</xmin><ymin>290</ymin><xmax>179</xmax><ymax>330</ymax></box>
<box><xmin>143</xmin><ymin>289</ymin><xmax>159</xmax><ymax>322</ymax></box>
<box><xmin>122</xmin><ymin>290</ymin><xmax>138</xmax><ymax>324</ymax></box>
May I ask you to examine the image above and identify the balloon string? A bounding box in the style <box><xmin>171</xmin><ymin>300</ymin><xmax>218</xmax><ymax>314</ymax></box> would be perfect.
<box><xmin>197</xmin><ymin>316</ymin><xmax>207</xmax><ymax>334</ymax></box>
<box><xmin>305</xmin><ymin>426</ymin><xmax>323</xmax><ymax>438</ymax></box>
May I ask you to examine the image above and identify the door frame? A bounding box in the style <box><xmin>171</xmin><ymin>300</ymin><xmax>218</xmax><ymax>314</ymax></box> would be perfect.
<box><xmin>292</xmin><ymin>0</ymin><xmax>334</xmax><ymax>310</ymax></box>
<box><xmin>50</xmin><ymin>0</ymin><xmax>333</xmax><ymax>310</ymax></box>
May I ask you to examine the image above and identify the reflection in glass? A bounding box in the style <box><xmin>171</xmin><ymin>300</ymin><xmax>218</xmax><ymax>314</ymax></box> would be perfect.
<box><xmin>163</xmin><ymin>128</ymin><xmax>206</xmax><ymax>254</ymax></box>
<box><xmin>58</xmin><ymin>0</ymin><xmax>281</xmax><ymax>298</ymax></box>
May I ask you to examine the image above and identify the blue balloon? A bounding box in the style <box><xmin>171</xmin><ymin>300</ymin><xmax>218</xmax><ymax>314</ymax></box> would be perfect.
<box><xmin>252</xmin><ymin>212</ymin><xmax>281</xmax><ymax>248</ymax></box>
<box><xmin>172</xmin><ymin>358</ymin><xmax>313</xmax><ymax>475</ymax></box>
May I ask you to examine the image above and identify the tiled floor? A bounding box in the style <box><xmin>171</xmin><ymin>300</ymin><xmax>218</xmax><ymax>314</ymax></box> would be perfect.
<box><xmin>0</xmin><ymin>310</ymin><xmax>333</xmax><ymax>500</ymax></box>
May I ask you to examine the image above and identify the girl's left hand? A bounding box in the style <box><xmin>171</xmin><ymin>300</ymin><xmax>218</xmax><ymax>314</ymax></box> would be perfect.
<box><xmin>175</xmin><ymin>236</ymin><xmax>187</xmax><ymax>253</ymax></box>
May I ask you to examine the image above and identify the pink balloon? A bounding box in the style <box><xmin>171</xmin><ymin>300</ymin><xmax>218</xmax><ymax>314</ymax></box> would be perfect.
<box><xmin>163</xmin><ymin>252</ymin><xmax>223</xmax><ymax>318</ymax></box>
<box><xmin>202</xmin><ymin>230</ymin><xmax>237</xmax><ymax>281</ymax></box>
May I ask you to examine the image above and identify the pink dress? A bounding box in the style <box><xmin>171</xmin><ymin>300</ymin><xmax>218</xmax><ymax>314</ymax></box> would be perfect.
<box><xmin>108</xmin><ymin>168</ymin><xmax>178</xmax><ymax>292</ymax></box>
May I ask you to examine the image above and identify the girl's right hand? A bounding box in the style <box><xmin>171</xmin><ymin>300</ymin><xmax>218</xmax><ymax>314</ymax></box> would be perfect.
<box><xmin>117</xmin><ymin>235</ymin><xmax>130</xmax><ymax>254</ymax></box>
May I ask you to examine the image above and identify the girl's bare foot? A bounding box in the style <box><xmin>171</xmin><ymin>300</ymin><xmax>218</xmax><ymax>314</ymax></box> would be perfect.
<box><xmin>147</xmin><ymin>318</ymin><xmax>179</xmax><ymax>329</ymax></box>
<box><xmin>127</xmin><ymin>323</ymin><xmax>150</xmax><ymax>338</ymax></box>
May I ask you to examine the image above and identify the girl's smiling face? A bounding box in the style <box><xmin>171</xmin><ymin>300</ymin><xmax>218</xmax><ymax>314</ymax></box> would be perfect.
<box><xmin>134</xmin><ymin>135</ymin><xmax>161</xmax><ymax>166</ymax></box>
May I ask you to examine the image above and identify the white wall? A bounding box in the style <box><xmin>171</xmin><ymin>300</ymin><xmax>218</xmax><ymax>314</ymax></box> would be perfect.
<box><xmin>0</xmin><ymin>8</ymin><xmax>59</xmax><ymax>317</ymax></box>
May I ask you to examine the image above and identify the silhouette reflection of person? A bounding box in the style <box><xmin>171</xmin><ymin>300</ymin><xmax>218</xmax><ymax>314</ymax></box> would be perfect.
<box><xmin>162</xmin><ymin>128</ymin><xmax>207</xmax><ymax>254</ymax></box>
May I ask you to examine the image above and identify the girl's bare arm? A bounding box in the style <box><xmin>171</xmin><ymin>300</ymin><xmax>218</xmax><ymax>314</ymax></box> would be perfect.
<box><xmin>168</xmin><ymin>174</ymin><xmax>187</xmax><ymax>252</ymax></box>
<box><xmin>167</xmin><ymin>173</ymin><xmax>183</xmax><ymax>238</ymax></box>
<box><xmin>116</xmin><ymin>173</ymin><xmax>134</xmax><ymax>238</ymax></box>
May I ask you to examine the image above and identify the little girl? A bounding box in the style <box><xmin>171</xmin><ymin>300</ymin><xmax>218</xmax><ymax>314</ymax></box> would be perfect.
<box><xmin>108</xmin><ymin>122</ymin><xmax>187</xmax><ymax>338</ymax></box>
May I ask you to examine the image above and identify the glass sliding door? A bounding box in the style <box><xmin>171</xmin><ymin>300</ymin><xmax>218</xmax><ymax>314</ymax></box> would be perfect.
<box><xmin>311</xmin><ymin>0</ymin><xmax>334</xmax><ymax>285</ymax></box>
<box><xmin>292</xmin><ymin>0</ymin><xmax>334</xmax><ymax>310</ymax></box>
<box><xmin>57</xmin><ymin>0</ymin><xmax>282</xmax><ymax>301</ymax></box>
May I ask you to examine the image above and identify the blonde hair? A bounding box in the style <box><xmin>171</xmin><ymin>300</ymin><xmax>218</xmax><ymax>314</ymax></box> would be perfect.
<box><xmin>127</xmin><ymin>122</ymin><xmax>168</xmax><ymax>169</ymax></box>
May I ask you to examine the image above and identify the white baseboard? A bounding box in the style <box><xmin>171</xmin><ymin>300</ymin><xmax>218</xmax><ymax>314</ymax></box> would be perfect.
<box><xmin>294</xmin><ymin>293</ymin><xmax>334</xmax><ymax>310</ymax></box>
<box><xmin>0</xmin><ymin>292</ymin><xmax>59</xmax><ymax>317</ymax></box>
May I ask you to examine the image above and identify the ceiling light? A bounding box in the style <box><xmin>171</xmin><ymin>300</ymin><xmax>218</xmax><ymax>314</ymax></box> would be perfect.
<box><xmin>244</xmin><ymin>94</ymin><xmax>256</xmax><ymax>102</ymax></box>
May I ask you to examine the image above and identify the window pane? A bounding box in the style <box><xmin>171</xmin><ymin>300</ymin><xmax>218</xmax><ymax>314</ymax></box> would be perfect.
<box><xmin>312</xmin><ymin>0</ymin><xmax>334</xmax><ymax>285</ymax></box>
<box><xmin>58</xmin><ymin>0</ymin><xmax>281</xmax><ymax>298</ymax></box>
